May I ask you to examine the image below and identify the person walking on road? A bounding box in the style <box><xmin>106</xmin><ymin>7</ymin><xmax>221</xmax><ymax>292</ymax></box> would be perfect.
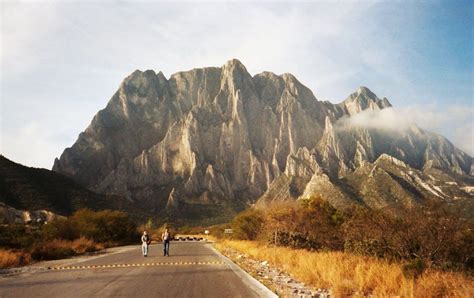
<box><xmin>141</xmin><ymin>231</ymin><xmax>151</xmax><ymax>257</ymax></box>
<box><xmin>162</xmin><ymin>227</ymin><xmax>171</xmax><ymax>256</ymax></box>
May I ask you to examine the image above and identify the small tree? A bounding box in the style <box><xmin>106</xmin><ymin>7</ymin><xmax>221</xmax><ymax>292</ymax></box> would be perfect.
<box><xmin>231</xmin><ymin>208</ymin><xmax>264</xmax><ymax>240</ymax></box>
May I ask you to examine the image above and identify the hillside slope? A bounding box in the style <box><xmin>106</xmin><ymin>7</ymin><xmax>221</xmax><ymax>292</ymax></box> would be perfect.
<box><xmin>0</xmin><ymin>155</ymin><xmax>138</xmax><ymax>216</ymax></box>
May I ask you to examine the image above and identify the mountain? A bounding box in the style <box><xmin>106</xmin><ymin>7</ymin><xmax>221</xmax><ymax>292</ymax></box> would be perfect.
<box><xmin>0</xmin><ymin>155</ymin><xmax>139</xmax><ymax>217</ymax></box>
<box><xmin>52</xmin><ymin>59</ymin><xmax>473</xmax><ymax>220</ymax></box>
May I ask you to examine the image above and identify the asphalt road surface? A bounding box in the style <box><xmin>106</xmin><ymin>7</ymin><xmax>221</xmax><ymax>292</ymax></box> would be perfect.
<box><xmin>0</xmin><ymin>242</ymin><xmax>275</xmax><ymax>298</ymax></box>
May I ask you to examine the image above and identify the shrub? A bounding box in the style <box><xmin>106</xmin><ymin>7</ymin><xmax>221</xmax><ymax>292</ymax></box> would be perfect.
<box><xmin>261</xmin><ymin>197</ymin><xmax>345</xmax><ymax>250</ymax></box>
<box><xmin>294</xmin><ymin>197</ymin><xmax>345</xmax><ymax>250</ymax></box>
<box><xmin>30</xmin><ymin>238</ymin><xmax>102</xmax><ymax>260</ymax></box>
<box><xmin>402</xmin><ymin>258</ymin><xmax>426</xmax><ymax>279</ymax></box>
<box><xmin>0</xmin><ymin>249</ymin><xmax>31</xmax><ymax>268</ymax></box>
<box><xmin>70</xmin><ymin>237</ymin><xmax>104</xmax><ymax>254</ymax></box>
<box><xmin>67</xmin><ymin>209</ymin><xmax>137</xmax><ymax>244</ymax></box>
<box><xmin>31</xmin><ymin>240</ymin><xmax>75</xmax><ymax>260</ymax></box>
<box><xmin>232</xmin><ymin>198</ymin><xmax>472</xmax><ymax>272</ymax></box>
<box><xmin>41</xmin><ymin>217</ymin><xmax>79</xmax><ymax>240</ymax></box>
<box><xmin>0</xmin><ymin>225</ymin><xmax>40</xmax><ymax>249</ymax></box>
<box><xmin>39</xmin><ymin>209</ymin><xmax>137</xmax><ymax>245</ymax></box>
<box><xmin>343</xmin><ymin>203</ymin><xmax>473</xmax><ymax>271</ymax></box>
<box><xmin>231</xmin><ymin>208</ymin><xmax>264</xmax><ymax>240</ymax></box>
<box><xmin>0</xmin><ymin>209</ymin><xmax>135</xmax><ymax>264</ymax></box>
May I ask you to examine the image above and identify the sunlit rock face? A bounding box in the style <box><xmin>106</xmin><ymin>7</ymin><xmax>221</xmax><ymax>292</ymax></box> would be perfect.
<box><xmin>53</xmin><ymin>59</ymin><xmax>472</xmax><ymax>217</ymax></box>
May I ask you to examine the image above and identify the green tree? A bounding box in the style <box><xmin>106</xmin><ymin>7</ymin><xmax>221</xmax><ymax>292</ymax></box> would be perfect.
<box><xmin>231</xmin><ymin>208</ymin><xmax>264</xmax><ymax>240</ymax></box>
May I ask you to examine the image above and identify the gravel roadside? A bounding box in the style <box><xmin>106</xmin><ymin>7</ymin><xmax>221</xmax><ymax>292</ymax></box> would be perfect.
<box><xmin>217</xmin><ymin>245</ymin><xmax>332</xmax><ymax>298</ymax></box>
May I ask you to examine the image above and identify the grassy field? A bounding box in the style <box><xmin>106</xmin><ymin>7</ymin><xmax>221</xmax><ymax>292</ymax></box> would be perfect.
<box><xmin>215</xmin><ymin>239</ymin><xmax>474</xmax><ymax>297</ymax></box>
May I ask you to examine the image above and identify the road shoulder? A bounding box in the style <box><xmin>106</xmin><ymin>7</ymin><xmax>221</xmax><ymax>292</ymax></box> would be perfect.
<box><xmin>208</xmin><ymin>243</ymin><xmax>277</xmax><ymax>298</ymax></box>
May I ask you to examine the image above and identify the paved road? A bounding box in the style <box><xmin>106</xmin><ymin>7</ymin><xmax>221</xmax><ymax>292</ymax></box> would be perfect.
<box><xmin>0</xmin><ymin>242</ymin><xmax>275</xmax><ymax>298</ymax></box>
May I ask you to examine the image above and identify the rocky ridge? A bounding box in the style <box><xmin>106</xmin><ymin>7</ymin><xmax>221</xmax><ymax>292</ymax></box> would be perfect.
<box><xmin>52</xmin><ymin>59</ymin><xmax>473</xmax><ymax>219</ymax></box>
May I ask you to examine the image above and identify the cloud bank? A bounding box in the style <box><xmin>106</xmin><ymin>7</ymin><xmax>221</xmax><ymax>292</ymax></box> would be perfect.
<box><xmin>336</xmin><ymin>105</ymin><xmax>473</xmax><ymax>155</ymax></box>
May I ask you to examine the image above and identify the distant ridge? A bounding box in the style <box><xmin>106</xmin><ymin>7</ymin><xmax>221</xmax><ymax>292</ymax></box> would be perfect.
<box><xmin>0</xmin><ymin>155</ymin><xmax>139</xmax><ymax>217</ymax></box>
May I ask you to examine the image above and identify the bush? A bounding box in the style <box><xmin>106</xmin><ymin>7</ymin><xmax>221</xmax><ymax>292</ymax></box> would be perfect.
<box><xmin>402</xmin><ymin>258</ymin><xmax>426</xmax><ymax>279</ymax></box>
<box><xmin>0</xmin><ymin>249</ymin><xmax>31</xmax><ymax>268</ymax></box>
<box><xmin>0</xmin><ymin>225</ymin><xmax>40</xmax><ymax>249</ymax></box>
<box><xmin>72</xmin><ymin>209</ymin><xmax>137</xmax><ymax>244</ymax></box>
<box><xmin>261</xmin><ymin>197</ymin><xmax>345</xmax><ymax>250</ymax></box>
<box><xmin>343</xmin><ymin>203</ymin><xmax>473</xmax><ymax>271</ymax></box>
<box><xmin>295</xmin><ymin>197</ymin><xmax>345</xmax><ymax>250</ymax></box>
<box><xmin>0</xmin><ymin>209</ymin><xmax>136</xmax><ymax>264</ymax></box>
<box><xmin>231</xmin><ymin>198</ymin><xmax>472</xmax><ymax>273</ymax></box>
<box><xmin>31</xmin><ymin>240</ymin><xmax>75</xmax><ymax>260</ymax></box>
<box><xmin>30</xmin><ymin>238</ymin><xmax>102</xmax><ymax>261</ymax></box>
<box><xmin>231</xmin><ymin>208</ymin><xmax>264</xmax><ymax>240</ymax></box>
<box><xmin>70</xmin><ymin>237</ymin><xmax>104</xmax><ymax>254</ymax></box>
<box><xmin>41</xmin><ymin>218</ymin><xmax>79</xmax><ymax>241</ymax></box>
<box><xmin>41</xmin><ymin>209</ymin><xmax>137</xmax><ymax>245</ymax></box>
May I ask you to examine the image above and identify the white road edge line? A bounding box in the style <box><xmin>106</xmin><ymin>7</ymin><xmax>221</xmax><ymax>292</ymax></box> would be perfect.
<box><xmin>208</xmin><ymin>244</ymin><xmax>277</xmax><ymax>298</ymax></box>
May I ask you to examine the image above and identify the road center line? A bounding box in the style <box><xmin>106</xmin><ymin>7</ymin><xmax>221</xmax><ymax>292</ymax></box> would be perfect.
<box><xmin>47</xmin><ymin>261</ymin><xmax>225</xmax><ymax>271</ymax></box>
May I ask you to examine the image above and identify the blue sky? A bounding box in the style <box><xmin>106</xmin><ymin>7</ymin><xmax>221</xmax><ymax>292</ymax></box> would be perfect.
<box><xmin>1</xmin><ymin>1</ymin><xmax>473</xmax><ymax>169</ymax></box>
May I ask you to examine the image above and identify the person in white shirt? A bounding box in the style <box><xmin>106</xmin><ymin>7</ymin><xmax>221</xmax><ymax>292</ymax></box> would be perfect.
<box><xmin>141</xmin><ymin>231</ymin><xmax>151</xmax><ymax>257</ymax></box>
<box><xmin>162</xmin><ymin>228</ymin><xmax>171</xmax><ymax>256</ymax></box>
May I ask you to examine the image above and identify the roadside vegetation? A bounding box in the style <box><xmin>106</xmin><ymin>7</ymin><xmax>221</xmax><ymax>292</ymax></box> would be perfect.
<box><xmin>214</xmin><ymin>197</ymin><xmax>474</xmax><ymax>297</ymax></box>
<box><xmin>0</xmin><ymin>209</ymin><xmax>136</xmax><ymax>268</ymax></box>
<box><xmin>216</xmin><ymin>240</ymin><xmax>472</xmax><ymax>297</ymax></box>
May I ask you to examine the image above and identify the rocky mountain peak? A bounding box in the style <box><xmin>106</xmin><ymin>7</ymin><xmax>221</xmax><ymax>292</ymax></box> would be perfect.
<box><xmin>339</xmin><ymin>86</ymin><xmax>392</xmax><ymax>116</ymax></box>
<box><xmin>222</xmin><ymin>58</ymin><xmax>250</xmax><ymax>78</ymax></box>
<box><xmin>53</xmin><ymin>60</ymin><xmax>472</xmax><ymax>221</ymax></box>
<box><xmin>356</xmin><ymin>86</ymin><xmax>376</xmax><ymax>97</ymax></box>
<box><xmin>224</xmin><ymin>58</ymin><xmax>247</xmax><ymax>69</ymax></box>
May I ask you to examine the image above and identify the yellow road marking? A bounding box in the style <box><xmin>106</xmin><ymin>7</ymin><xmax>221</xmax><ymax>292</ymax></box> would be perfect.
<box><xmin>47</xmin><ymin>261</ymin><xmax>225</xmax><ymax>271</ymax></box>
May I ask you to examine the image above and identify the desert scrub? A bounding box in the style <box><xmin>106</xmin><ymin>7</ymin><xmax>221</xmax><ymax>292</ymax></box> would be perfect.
<box><xmin>30</xmin><ymin>237</ymin><xmax>103</xmax><ymax>261</ymax></box>
<box><xmin>0</xmin><ymin>249</ymin><xmax>31</xmax><ymax>269</ymax></box>
<box><xmin>215</xmin><ymin>239</ymin><xmax>474</xmax><ymax>297</ymax></box>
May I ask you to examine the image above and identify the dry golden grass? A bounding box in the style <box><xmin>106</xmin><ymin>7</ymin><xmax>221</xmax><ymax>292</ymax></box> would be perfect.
<box><xmin>31</xmin><ymin>237</ymin><xmax>104</xmax><ymax>260</ymax></box>
<box><xmin>0</xmin><ymin>249</ymin><xmax>31</xmax><ymax>269</ymax></box>
<box><xmin>215</xmin><ymin>240</ymin><xmax>474</xmax><ymax>297</ymax></box>
<box><xmin>1</xmin><ymin>238</ymin><xmax>104</xmax><ymax>268</ymax></box>
<box><xmin>43</xmin><ymin>237</ymin><xmax>103</xmax><ymax>253</ymax></box>
<box><xmin>69</xmin><ymin>237</ymin><xmax>105</xmax><ymax>254</ymax></box>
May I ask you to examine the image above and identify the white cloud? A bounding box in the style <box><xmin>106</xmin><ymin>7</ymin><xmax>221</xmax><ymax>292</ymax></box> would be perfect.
<box><xmin>336</xmin><ymin>104</ymin><xmax>474</xmax><ymax>155</ymax></box>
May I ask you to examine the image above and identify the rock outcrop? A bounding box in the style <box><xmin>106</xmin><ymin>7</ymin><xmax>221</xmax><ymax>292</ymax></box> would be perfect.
<box><xmin>0</xmin><ymin>202</ymin><xmax>64</xmax><ymax>224</ymax></box>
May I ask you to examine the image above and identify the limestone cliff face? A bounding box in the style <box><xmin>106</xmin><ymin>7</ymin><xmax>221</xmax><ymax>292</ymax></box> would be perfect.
<box><xmin>53</xmin><ymin>59</ymin><xmax>472</xmax><ymax>216</ymax></box>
